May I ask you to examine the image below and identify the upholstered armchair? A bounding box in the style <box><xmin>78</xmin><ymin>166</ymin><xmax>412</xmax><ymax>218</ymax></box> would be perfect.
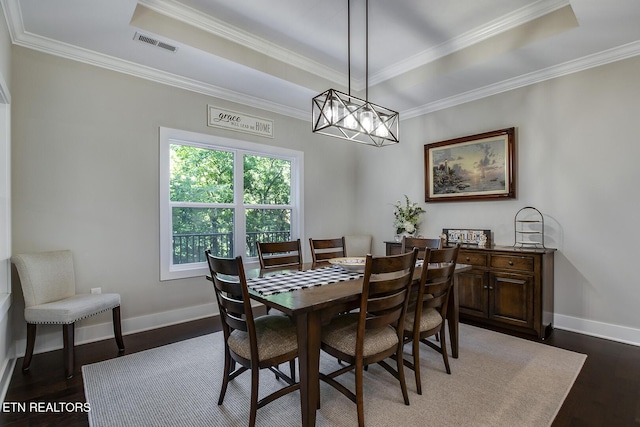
<box><xmin>12</xmin><ymin>250</ymin><xmax>124</xmax><ymax>378</ymax></box>
<box><xmin>344</xmin><ymin>234</ymin><xmax>372</xmax><ymax>257</ymax></box>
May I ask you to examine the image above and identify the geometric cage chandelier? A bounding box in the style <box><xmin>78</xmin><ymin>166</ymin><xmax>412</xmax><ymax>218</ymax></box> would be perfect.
<box><xmin>312</xmin><ymin>0</ymin><xmax>399</xmax><ymax>147</ymax></box>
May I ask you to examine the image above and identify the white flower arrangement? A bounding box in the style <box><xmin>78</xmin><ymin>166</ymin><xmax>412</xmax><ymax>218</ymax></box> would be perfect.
<box><xmin>392</xmin><ymin>195</ymin><xmax>426</xmax><ymax>235</ymax></box>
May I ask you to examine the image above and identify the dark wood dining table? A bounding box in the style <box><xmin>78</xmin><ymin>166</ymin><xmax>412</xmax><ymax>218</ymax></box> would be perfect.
<box><xmin>246</xmin><ymin>261</ymin><xmax>471</xmax><ymax>427</ymax></box>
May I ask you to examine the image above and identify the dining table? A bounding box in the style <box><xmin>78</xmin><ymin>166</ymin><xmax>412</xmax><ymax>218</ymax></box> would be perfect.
<box><xmin>245</xmin><ymin>260</ymin><xmax>471</xmax><ymax>427</ymax></box>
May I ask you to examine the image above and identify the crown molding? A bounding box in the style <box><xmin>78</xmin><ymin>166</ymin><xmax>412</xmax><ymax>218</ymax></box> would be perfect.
<box><xmin>138</xmin><ymin>0</ymin><xmax>347</xmax><ymax>87</ymax></box>
<box><xmin>3</xmin><ymin>12</ymin><xmax>308</xmax><ymax>121</ymax></box>
<box><xmin>0</xmin><ymin>0</ymin><xmax>24</xmax><ymax>43</ymax></box>
<box><xmin>402</xmin><ymin>39</ymin><xmax>640</xmax><ymax>119</ymax></box>
<box><xmin>140</xmin><ymin>0</ymin><xmax>570</xmax><ymax>92</ymax></box>
<box><xmin>3</xmin><ymin>0</ymin><xmax>639</xmax><ymax>123</ymax></box>
<box><xmin>7</xmin><ymin>21</ymin><xmax>640</xmax><ymax>123</ymax></box>
<box><xmin>368</xmin><ymin>0</ymin><xmax>570</xmax><ymax>87</ymax></box>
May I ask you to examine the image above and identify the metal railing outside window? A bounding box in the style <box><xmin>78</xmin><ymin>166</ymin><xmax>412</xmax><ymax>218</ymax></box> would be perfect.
<box><xmin>172</xmin><ymin>230</ymin><xmax>291</xmax><ymax>263</ymax></box>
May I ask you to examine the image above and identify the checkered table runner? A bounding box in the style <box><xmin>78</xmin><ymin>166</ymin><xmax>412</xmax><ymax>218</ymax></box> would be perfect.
<box><xmin>248</xmin><ymin>266</ymin><xmax>364</xmax><ymax>296</ymax></box>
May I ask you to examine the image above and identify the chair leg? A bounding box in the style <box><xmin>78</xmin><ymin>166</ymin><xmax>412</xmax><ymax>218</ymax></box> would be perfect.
<box><xmin>289</xmin><ymin>359</ymin><xmax>296</xmax><ymax>383</ymax></box>
<box><xmin>355</xmin><ymin>359</ymin><xmax>365</xmax><ymax>427</ymax></box>
<box><xmin>62</xmin><ymin>323</ymin><xmax>75</xmax><ymax>379</ymax></box>
<box><xmin>413</xmin><ymin>337</ymin><xmax>422</xmax><ymax>395</ymax></box>
<box><xmin>440</xmin><ymin>329</ymin><xmax>451</xmax><ymax>375</ymax></box>
<box><xmin>397</xmin><ymin>343</ymin><xmax>410</xmax><ymax>406</ymax></box>
<box><xmin>218</xmin><ymin>348</ymin><xmax>232</xmax><ymax>405</ymax></box>
<box><xmin>22</xmin><ymin>323</ymin><xmax>37</xmax><ymax>372</ymax></box>
<box><xmin>249</xmin><ymin>365</ymin><xmax>260</xmax><ymax>427</ymax></box>
<box><xmin>355</xmin><ymin>361</ymin><xmax>364</xmax><ymax>427</ymax></box>
<box><xmin>112</xmin><ymin>306</ymin><xmax>125</xmax><ymax>352</ymax></box>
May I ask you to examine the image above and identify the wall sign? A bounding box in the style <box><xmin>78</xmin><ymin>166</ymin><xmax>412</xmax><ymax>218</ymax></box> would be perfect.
<box><xmin>207</xmin><ymin>105</ymin><xmax>274</xmax><ymax>138</ymax></box>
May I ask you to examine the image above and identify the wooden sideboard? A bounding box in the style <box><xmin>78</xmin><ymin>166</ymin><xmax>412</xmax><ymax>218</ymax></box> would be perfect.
<box><xmin>385</xmin><ymin>241</ymin><xmax>556</xmax><ymax>339</ymax></box>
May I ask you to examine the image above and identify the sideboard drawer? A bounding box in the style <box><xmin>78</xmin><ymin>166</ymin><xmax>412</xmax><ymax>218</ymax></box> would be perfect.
<box><xmin>458</xmin><ymin>251</ymin><xmax>488</xmax><ymax>267</ymax></box>
<box><xmin>490</xmin><ymin>254</ymin><xmax>535</xmax><ymax>272</ymax></box>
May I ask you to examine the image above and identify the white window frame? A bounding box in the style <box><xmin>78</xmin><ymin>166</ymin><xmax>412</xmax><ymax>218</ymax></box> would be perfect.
<box><xmin>159</xmin><ymin>127</ymin><xmax>304</xmax><ymax>281</ymax></box>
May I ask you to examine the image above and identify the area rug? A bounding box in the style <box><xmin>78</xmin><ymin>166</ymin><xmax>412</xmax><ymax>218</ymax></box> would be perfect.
<box><xmin>82</xmin><ymin>324</ymin><xmax>586</xmax><ymax>427</ymax></box>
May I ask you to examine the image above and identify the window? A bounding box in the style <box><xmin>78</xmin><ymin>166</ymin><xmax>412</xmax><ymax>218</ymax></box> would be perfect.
<box><xmin>159</xmin><ymin>127</ymin><xmax>304</xmax><ymax>280</ymax></box>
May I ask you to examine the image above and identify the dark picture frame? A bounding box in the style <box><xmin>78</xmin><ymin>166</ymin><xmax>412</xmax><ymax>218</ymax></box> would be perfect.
<box><xmin>424</xmin><ymin>127</ymin><xmax>515</xmax><ymax>202</ymax></box>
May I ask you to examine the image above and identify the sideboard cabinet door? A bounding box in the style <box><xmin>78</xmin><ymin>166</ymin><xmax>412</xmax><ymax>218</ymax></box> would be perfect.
<box><xmin>458</xmin><ymin>269</ymin><xmax>489</xmax><ymax>318</ymax></box>
<box><xmin>488</xmin><ymin>271</ymin><xmax>534</xmax><ymax>329</ymax></box>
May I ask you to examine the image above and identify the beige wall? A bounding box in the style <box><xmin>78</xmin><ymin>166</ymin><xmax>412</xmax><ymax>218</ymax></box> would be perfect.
<box><xmin>7</xmin><ymin>41</ymin><xmax>640</xmax><ymax>353</ymax></box>
<box><xmin>357</xmin><ymin>54</ymin><xmax>640</xmax><ymax>343</ymax></box>
<box><xmin>9</xmin><ymin>46</ymin><xmax>359</xmax><ymax>352</ymax></box>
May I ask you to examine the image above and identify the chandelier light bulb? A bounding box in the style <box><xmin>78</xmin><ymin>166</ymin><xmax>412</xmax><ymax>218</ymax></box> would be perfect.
<box><xmin>360</xmin><ymin>108</ymin><xmax>374</xmax><ymax>133</ymax></box>
<box><xmin>375</xmin><ymin>114</ymin><xmax>389</xmax><ymax>137</ymax></box>
<box><xmin>344</xmin><ymin>103</ymin><xmax>359</xmax><ymax>129</ymax></box>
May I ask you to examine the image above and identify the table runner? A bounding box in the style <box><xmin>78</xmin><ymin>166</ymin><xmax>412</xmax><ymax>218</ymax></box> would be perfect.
<box><xmin>248</xmin><ymin>266</ymin><xmax>363</xmax><ymax>296</ymax></box>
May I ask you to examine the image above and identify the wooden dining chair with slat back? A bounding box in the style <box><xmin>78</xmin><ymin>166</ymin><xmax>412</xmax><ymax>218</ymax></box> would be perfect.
<box><xmin>205</xmin><ymin>251</ymin><xmax>299</xmax><ymax>427</ymax></box>
<box><xmin>319</xmin><ymin>249</ymin><xmax>418</xmax><ymax>427</ymax></box>
<box><xmin>309</xmin><ymin>237</ymin><xmax>346</xmax><ymax>265</ymax></box>
<box><xmin>256</xmin><ymin>239</ymin><xmax>303</xmax><ymax>270</ymax></box>
<box><xmin>401</xmin><ymin>236</ymin><xmax>441</xmax><ymax>260</ymax></box>
<box><xmin>402</xmin><ymin>244</ymin><xmax>460</xmax><ymax>395</ymax></box>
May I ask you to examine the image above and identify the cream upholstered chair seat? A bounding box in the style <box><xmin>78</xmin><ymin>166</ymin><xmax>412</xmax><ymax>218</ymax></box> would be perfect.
<box><xmin>24</xmin><ymin>293</ymin><xmax>121</xmax><ymax>324</ymax></box>
<box><xmin>227</xmin><ymin>315</ymin><xmax>298</xmax><ymax>361</ymax></box>
<box><xmin>12</xmin><ymin>250</ymin><xmax>124</xmax><ymax>378</ymax></box>
<box><xmin>321</xmin><ymin>313</ymin><xmax>398</xmax><ymax>358</ymax></box>
<box><xmin>404</xmin><ymin>306</ymin><xmax>442</xmax><ymax>333</ymax></box>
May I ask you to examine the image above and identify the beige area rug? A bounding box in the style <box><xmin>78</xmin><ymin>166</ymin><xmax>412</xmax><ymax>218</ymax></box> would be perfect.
<box><xmin>82</xmin><ymin>323</ymin><xmax>586</xmax><ymax>427</ymax></box>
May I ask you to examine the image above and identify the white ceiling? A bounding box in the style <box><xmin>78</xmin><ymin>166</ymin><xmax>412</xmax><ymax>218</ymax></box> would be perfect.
<box><xmin>3</xmin><ymin>0</ymin><xmax>640</xmax><ymax>120</ymax></box>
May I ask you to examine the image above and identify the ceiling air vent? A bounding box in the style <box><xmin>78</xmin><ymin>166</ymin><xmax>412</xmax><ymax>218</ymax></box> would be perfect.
<box><xmin>133</xmin><ymin>32</ymin><xmax>178</xmax><ymax>53</ymax></box>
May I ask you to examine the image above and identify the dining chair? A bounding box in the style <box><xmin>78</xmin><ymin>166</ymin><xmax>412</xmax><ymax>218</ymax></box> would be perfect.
<box><xmin>11</xmin><ymin>250</ymin><xmax>125</xmax><ymax>378</ymax></box>
<box><xmin>402</xmin><ymin>244</ymin><xmax>460</xmax><ymax>395</ymax></box>
<box><xmin>309</xmin><ymin>237</ymin><xmax>346</xmax><ymax>264</ymax></box>
<box><xmin>319</xmin><ymin>249</ymin><xmax>418</xmax><ymax>427</ymax></box>
<box><xmin>401</xmin><ymin>236</ymin><xmax>441</xmax><ymax>260</ymax></box>
<box><xmin>256</xmin><ymin>239</ymin><xmax>303</xmax><ymax>270</ymax></box>
<box><xmin>206</xmin><ymin>251</ymin><xmax>299</xmax><ymax>427</ymax></box>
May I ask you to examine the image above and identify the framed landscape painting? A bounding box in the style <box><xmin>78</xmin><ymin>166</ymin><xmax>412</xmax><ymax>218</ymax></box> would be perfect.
<box><xmin>424</xmin><ymin>127</ymin><xmax>515</xmax><ymax>202</ymax></box>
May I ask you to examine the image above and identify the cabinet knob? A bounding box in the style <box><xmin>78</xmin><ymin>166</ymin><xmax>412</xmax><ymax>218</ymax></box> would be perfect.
<box><xmin>466</xmin><ymin>257</ymin><xmax>470</xmax><ymax>261</ymax></box>
<box><xmin>489</xmin><ymin>286</ymin><xmax>494</xmax><ymax>290</ymax></box>
<box><xmin>508</xmin><ymin>260</ymin><xmax>514</xmax><ymax>265</ymax></box>
<box><xmin>483</xmin><ymin>285</ymin><xmax>488</xmax><ymax>289</ymax></box>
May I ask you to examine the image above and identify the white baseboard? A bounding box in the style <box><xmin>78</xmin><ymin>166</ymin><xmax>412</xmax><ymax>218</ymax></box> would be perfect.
<box><xmin>554</xmin><ymin>313</ymin><xmax>640</xmax><ymax>347</ymax></box>
<box><xmin>16</xmin><ymin>306</ymin><xmax>639</xmax><ymax>358</ymax></box>
<box><xmin>14</xmin><ymin>302</ymin><xmax>219</xmax><ymax>358</ymax></box>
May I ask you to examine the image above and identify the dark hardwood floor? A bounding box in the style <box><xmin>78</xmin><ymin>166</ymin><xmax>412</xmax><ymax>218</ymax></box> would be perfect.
<box><xmin>1</xmin><ymin>318</ymin><xmax>639</xmax><ymax>426</ymax></box>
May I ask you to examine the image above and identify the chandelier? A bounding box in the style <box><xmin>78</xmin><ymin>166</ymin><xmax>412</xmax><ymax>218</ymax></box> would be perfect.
<box><xmin>311</xmin><ymin>0</ymin><xmax>399</xmax><ymax>147</ymax></box>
